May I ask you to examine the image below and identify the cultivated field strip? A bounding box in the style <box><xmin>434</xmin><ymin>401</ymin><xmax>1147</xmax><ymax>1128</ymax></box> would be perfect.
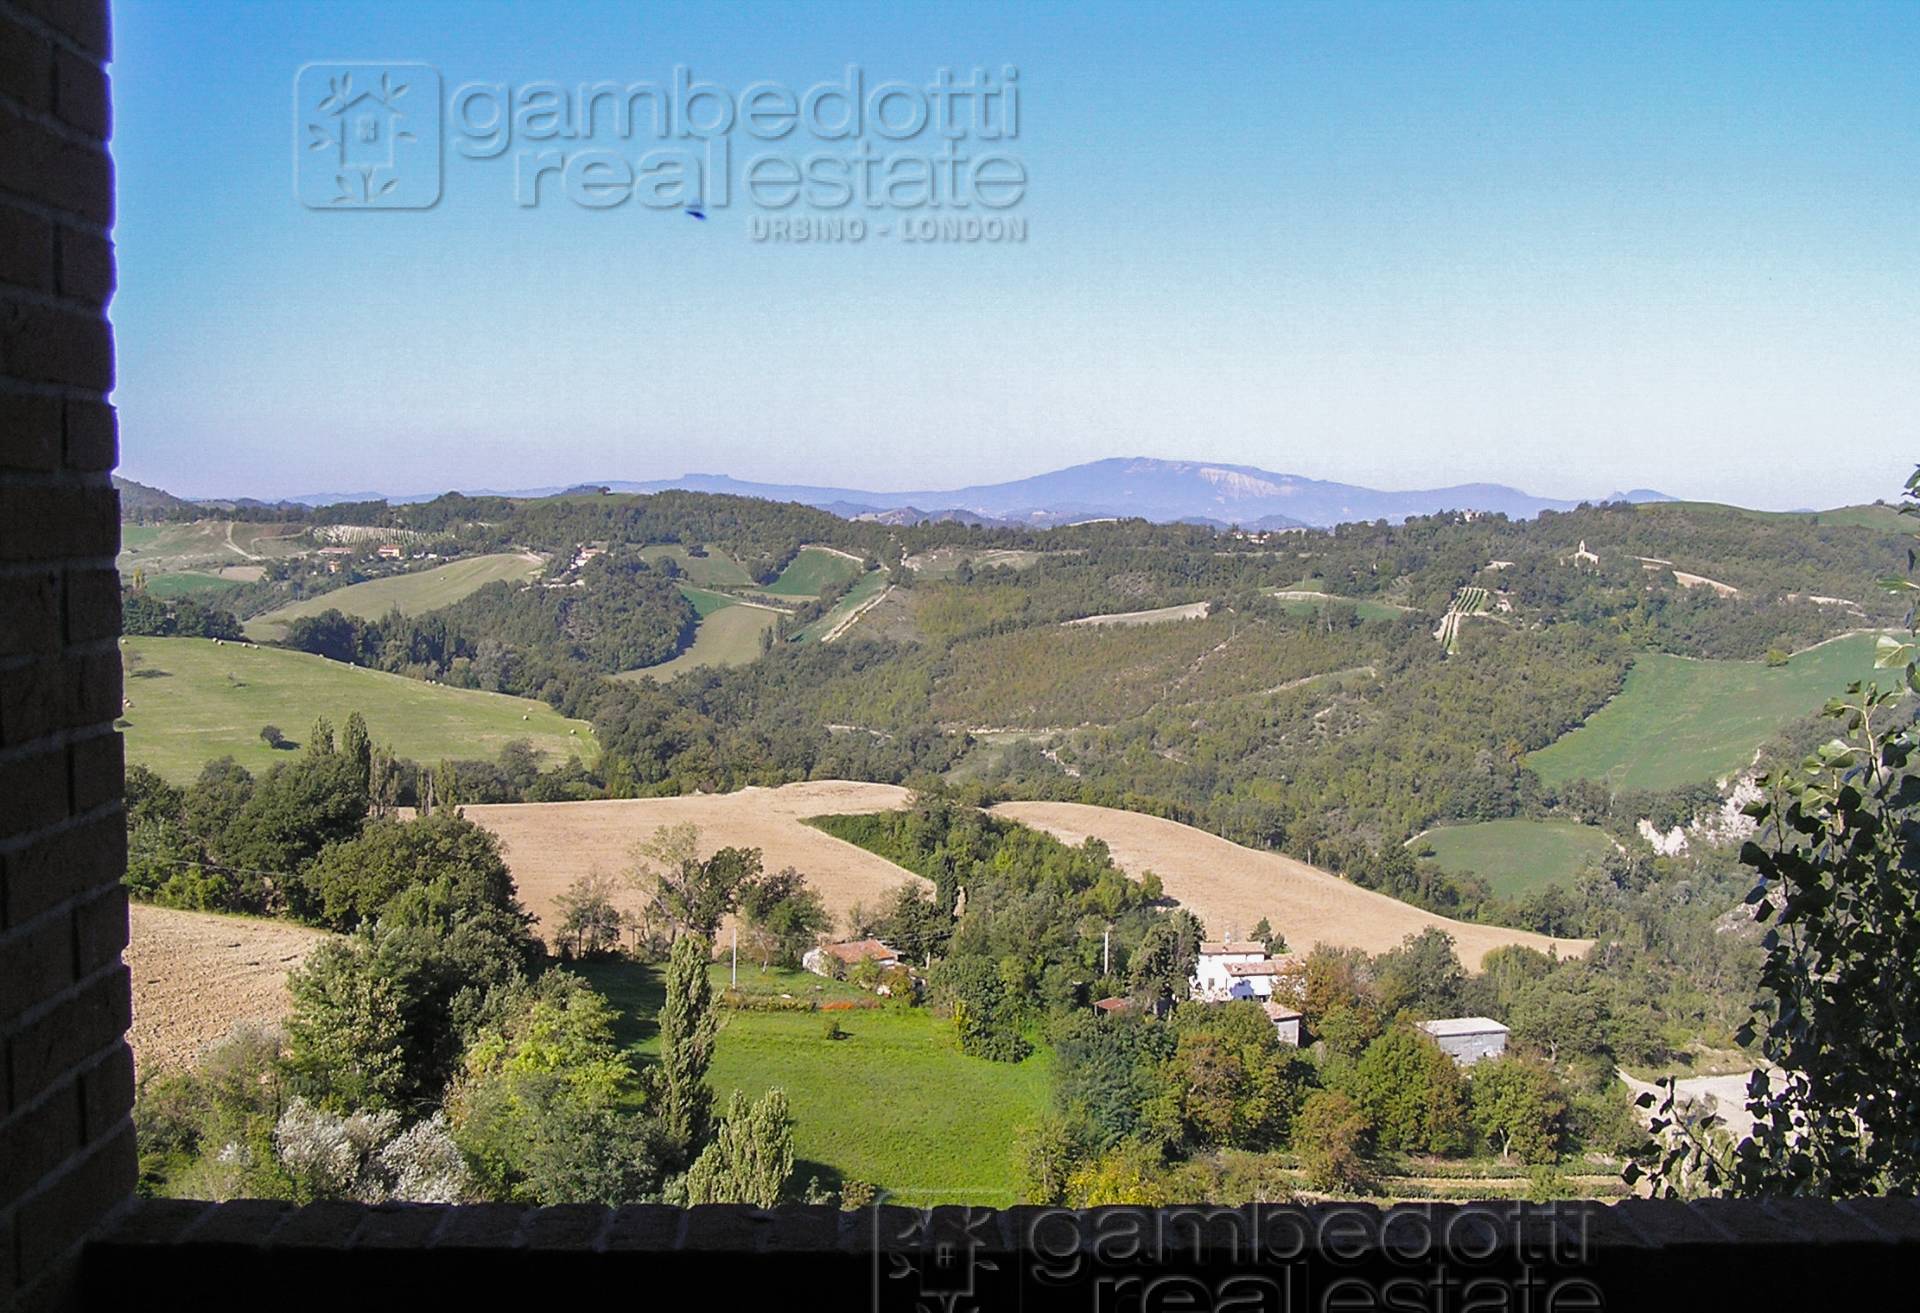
<box><xmin>126</xmin><ymin>903</ymin><xmax>328</xmax><ymax>1075</ymax></box>
<box><xmin>990</xmin><ymin>801</ymin><xmax>1591</xmax><ymax>969</ymax></box>
<box><xmin>463</xmin><ymin>781</ymin><xmax>925</xmax><ymax>940</ymax></box>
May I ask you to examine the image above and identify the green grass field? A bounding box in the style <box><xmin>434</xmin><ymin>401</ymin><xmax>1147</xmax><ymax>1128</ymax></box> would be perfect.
<box><xmin>1530</xmin><ymin>632</ymin><xmax>1897</xmax><ymax>791</ymax></box>
<box><xmin>763</xmin><ymin>546</ymin><xmax>865</xmax><ymax>598</ymax></box>
<box><xmin>639</xmin><ymin>544</ymin><xmax>754</xmax><ymax>588</ymax></box>
<box><xmin>142</xmin><ymin>571</ymin><xmax>235</xmax><ymax>598</ymax></box>
<box><xmin>619</xmin><ymin>604</ymin><xmax>781</xmax><ymax>681</ymax></box>
<box><xmin>795</xmin><ymin>570</ymin><xmax>889</xmax><ymax>642</ymax></box>
<box><xmin>242</xmin><ymin>553</ymin><xmax>542</xmax><ymax>640</ymax></box>
<box><xmin>576</xmin><ymin>959</ymin><xmax>1052</xmax><ymax>1204</ymax></box>
<box><xmin>1419</xmin><ymin>818</ymin><xmax>1616</xmax><ymax>899</ymax></box>
<box><xmin>679</xmin><ymin>584</ymin><xmax>741</xmax><ymax>618</ymax></box>
<box><xmin>119</xmin><ymin>636</ymin><xmax>594</xmax><ymax>781</ymax></box>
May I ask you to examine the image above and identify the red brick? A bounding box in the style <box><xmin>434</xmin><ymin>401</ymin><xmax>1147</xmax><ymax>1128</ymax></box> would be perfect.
<box><xmin>72</xmin><ymin>882</ymin><xmax>124</xmax><ymax>977</ymax></box>
<box><xmin>354</xmin><ymin>1203</ymin><xmax>447</xmax><ymax>1249</ymax></box>
<box><xmin>94</xmin><ymin>1198</ymin><xmax>209</xmax><ymax>1249</ymax></box>
<box><xmin>0</xmin><ymin>105</ymin><xmax>113</xmax><ymax>226</ymax></box>
<box><xmin>55</xmin><ymin>228</ymin><xmax>113</xmax><ymax>306</ymax></box>
<box><xmin>68</xmin><ymin>730</ymin><xmax>122</xmax><ymax>814</ymax></box>
<box><xmin>0</xmin><ymin>652</ymin><xmax>77</xmax><ymax>748</ymax></box>
<box><xmin>13</xmin><ymin>1122</ymin><xmax>135</xmax><ymax>1282</ymax></box>
<box><xmin>0</xmin><ymin>204</ymin><xmax>55</xmax><ymax>297</ymax></box>
<box><xmin>271</xmin><ymin>1200</ymin><xmax>374</xmax><ymax>1251</ymax></box>
<box><xmin>0</xmin><ymin>741</ymin><xmax>69</xmax><ymax>838</ymax></box>
<box><xmin>0</xmin><ymin>813</ymin><xmax>126</xmax><ymax>930</ymax></box>
<box><xmin>0</xmin><ymin>388</ymin><xmax>62</xmax><ymax>473</ymax></box>
<box><xmin>522</xmin><ymin>1204</ymin><xmax>609</xmax><ymax>1250</ymax></box>
<box><xmin>603</xmin><ymin>1203</ymin><xmax>684</xmax><ymax>1251</ymax></box>
<box><xmin>429</xmin><ymin>1202</ymin><xmax>527</xmax><ymax>1251</ymax></box>
<box><xmin>0</xmin><ymin>13</ymin><xmax>51</xmax><ymax>110</ymax></box>
<box><xmin>6</xmin><ymin>963</ymin><xmax>131</xmax><ymax>1109</ymax></box>
<box><xmin>79</xmin><ymin>645</ymin><xmax>122</xmax><ymax>723</ymax></box>
<box><xmin>0</xmin><ymin>1076</ymin><xmax>80</xmax><ymax>1208</ymax></box>
<box><xmin>0</xmin><ymin>483</ymin><xmax>117</xmax><ymax>561</ymax></box>
<box><xmin>76</xmin><ymin>1042</ymin><xmax>132</xmax><ymax>1143</ymax></box>
<box><xmin>52</xmin><ymin>49</ymin><xmax>109</xmax><ymax>140</ymax></box>
<box><xmin>0</xmin><ymin>912</ymin><xmax>75</xmax><ymax>1028</ymax></box>
<box><xmin>0</xmin><ymin>569</ymin><xmax>61</xmax><ymax>657</ymax></box>
<box><xmin>0</xmin><ymin>299</ymin><xmax>114</xmax><ymax>390</ymax></box>
<box><xmin>63</xmin><ymin>398</ymin><xmax>116</xmax><ymax>472</ymax></box>
<box><xmin>16</xmin><ymin>0</ymin><xmax>111</xmax><ymax>61</ymax></box>
<box><xmin>63</xmin><ymin>565</ymin><xmax>119</xmax><ymax>642</ymax></box>
<box><xmin>184</xmin><ymin>1199</ymin><xmax>295</xmax><ymax>1247</ymax></box>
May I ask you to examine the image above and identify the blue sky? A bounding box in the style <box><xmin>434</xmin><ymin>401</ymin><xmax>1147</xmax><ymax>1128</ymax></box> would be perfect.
<box><xmin>111</xmin><ymin>0</ymin><xmax>1919</xmax><ymax>507</ymax></box>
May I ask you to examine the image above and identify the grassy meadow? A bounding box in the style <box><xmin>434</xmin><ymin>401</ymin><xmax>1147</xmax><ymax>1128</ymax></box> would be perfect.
<box><xmin>119</xmin><ymin>636</ymin><xmax>594</xmax><ymax>781</ymax></box>
<box><xmin>763</xmin><ymin>546</ymin><xmax>865</xmax><ymax>598</ymax></box>
<box><xmin>619</xmin><ymin>604</ymin><xmax>781</xmax><ymax>681</ymax></box>
<box><xmin>241</xmin><ymin>553</ymin><xmax>543</xmax><ymax>640</ymax></box>
<box><xmin>1529</xmin><ymin>631</ymin><xmax>1896</xmax><ymax>791</ymax></box>
<box><xmin>1419</xmin><ymin>818</ymin><xmax>1616</xmax><ymax>899</ymax></box>
<box><xmin>576</xmin><ymin>959</ymin><xmax>1052</xmax><ymax>1205</ymax></box>
<box><xmin>639</xmin><ymin>543</ymin><xmax>754</xmax><ymax>588</ymax></box>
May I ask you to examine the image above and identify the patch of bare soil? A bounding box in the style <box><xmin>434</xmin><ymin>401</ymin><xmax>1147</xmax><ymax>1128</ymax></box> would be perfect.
<box><xmin>126</xmin><ymin>903</ymin><xmax>328</xmax><ymax>1076</ymax></box>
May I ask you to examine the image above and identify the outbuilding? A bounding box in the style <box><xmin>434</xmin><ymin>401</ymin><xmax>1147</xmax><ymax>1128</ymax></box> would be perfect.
<box><xmin>1419</xmin><ymin>1017</ymin><xmax>1510</xmax><ymax>1067</ymax></box>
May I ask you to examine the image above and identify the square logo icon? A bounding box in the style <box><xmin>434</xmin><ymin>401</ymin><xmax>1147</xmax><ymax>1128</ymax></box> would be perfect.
<box><xmin>295</xmin><ymin>63</ymin><xmax>441</xmax><ymax>209</ymax></box>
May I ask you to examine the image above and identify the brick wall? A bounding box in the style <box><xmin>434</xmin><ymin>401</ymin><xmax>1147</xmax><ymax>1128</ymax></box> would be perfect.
<box><xmin>82</xmin><ymin>1197</ymin><xmax>1920</xmax><ymax>1309</ymax></box>
<box><xmin>0</xmin><ymin>2</ymin><xmax>133</xmax><ymax>1310</ymax></box>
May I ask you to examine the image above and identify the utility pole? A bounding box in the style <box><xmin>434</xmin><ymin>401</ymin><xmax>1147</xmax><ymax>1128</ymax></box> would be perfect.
<box><xmin>1103</xmin><ymin>925</ymin><xmax>1111</xmax><ymax>977</ymax></box>
<box><xmin>731</xmin><ymin>923</ymin><xmax>738</xmax><ymax>988</ymax></box>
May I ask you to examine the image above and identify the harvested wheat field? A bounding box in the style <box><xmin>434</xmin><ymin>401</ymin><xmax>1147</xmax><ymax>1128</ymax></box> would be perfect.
<box><xmin>463</xmin><ymin>781</ymin><xmax>924</xmax><ymax>944</ymax></box>
<box><xmin>126</xmin><ymin>903</ymin><xmax>328</xmax><ymax>1075</ymax></box>
<box><xmin>990</xmin><ymin>802</ymin><xmax>1589</xmax><ymax>969</ymax></box>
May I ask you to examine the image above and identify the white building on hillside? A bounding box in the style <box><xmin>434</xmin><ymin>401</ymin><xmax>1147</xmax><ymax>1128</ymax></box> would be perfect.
<box><xmin>1419</xmin><ymin>1017</ymin><xmax>1510</xmax><ymax>1067</ymax></box>
<box><xmin>1262</xmin><ymin>1001</ymin><xmax>1304</xmax><ymax>1046</ymax></box>
<box><xmin>1192</xmin><ymin>940</ymin><xmax>1296</xmax><ymax>1002</ymax></box>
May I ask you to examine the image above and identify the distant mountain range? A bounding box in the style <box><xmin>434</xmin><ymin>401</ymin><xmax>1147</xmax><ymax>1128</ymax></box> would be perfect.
<box><xmin>260</xmin><ymin>458</ymin><xmax>1676</xmax><ymax>529</ymax></box>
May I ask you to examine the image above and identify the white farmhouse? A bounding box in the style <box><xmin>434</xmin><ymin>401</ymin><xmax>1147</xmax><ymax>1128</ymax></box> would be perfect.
<box><xmin>1419</xmin><ymin>1017</ymin><xmax>1510</xmax><ymax>1067</ymax></box>
<box><xmin>1191</xmin><ymin>940</ymin><xmax>1296</xmax><ymax>1002</ymax></box>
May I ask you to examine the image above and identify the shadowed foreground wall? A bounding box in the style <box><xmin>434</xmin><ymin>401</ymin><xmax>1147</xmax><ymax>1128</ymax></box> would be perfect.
<box><xmin>0</xmin><ymin>2</ymin><xmax>134</xmax><ymax>1309</ymax></box>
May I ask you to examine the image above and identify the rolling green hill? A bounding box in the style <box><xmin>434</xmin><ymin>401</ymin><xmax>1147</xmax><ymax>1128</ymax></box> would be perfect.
<box><xmin>618</xmin><ymin>604</ymin><xmax>782</xmax><ymax>681</ymax></box>
<box><xmin>1529</xmin><ymin>632</ymin><xmax>1897</xmax><ymax>792</ymax></box>
<box><xmin>763</xmin><ymin>546</ymin><xmax>865</xmax><ymax>598</ymax></box>
<box><xmin>242</xmin><ymin>553</ymin><xmax>543</xmax><ymax>641</ymax></box>
<box><xmin>1419</xmin><ymin>818</ymin><xmax>1616</xmax><ymax>899</ymax></box>
<box><xmin>119</xmin><ymin>520</ymin><xmax>308</xmax><ymax>577</ymax></box>
<box><xmin>119</xmin><ymin>636</ymin><xmax>593</xmax><ymax>781</ymax></box>
<box><xmin>639</xmin><ymin>543</ymin><xmax>754</xmax><ymax>588</ymax></box>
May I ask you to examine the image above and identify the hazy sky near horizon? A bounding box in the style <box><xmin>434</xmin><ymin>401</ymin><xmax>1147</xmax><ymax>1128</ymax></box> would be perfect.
<box><xmin>111</xmin><ymin>0</ymin><xmax>1919</xmax><ymax>507</ymax></box>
